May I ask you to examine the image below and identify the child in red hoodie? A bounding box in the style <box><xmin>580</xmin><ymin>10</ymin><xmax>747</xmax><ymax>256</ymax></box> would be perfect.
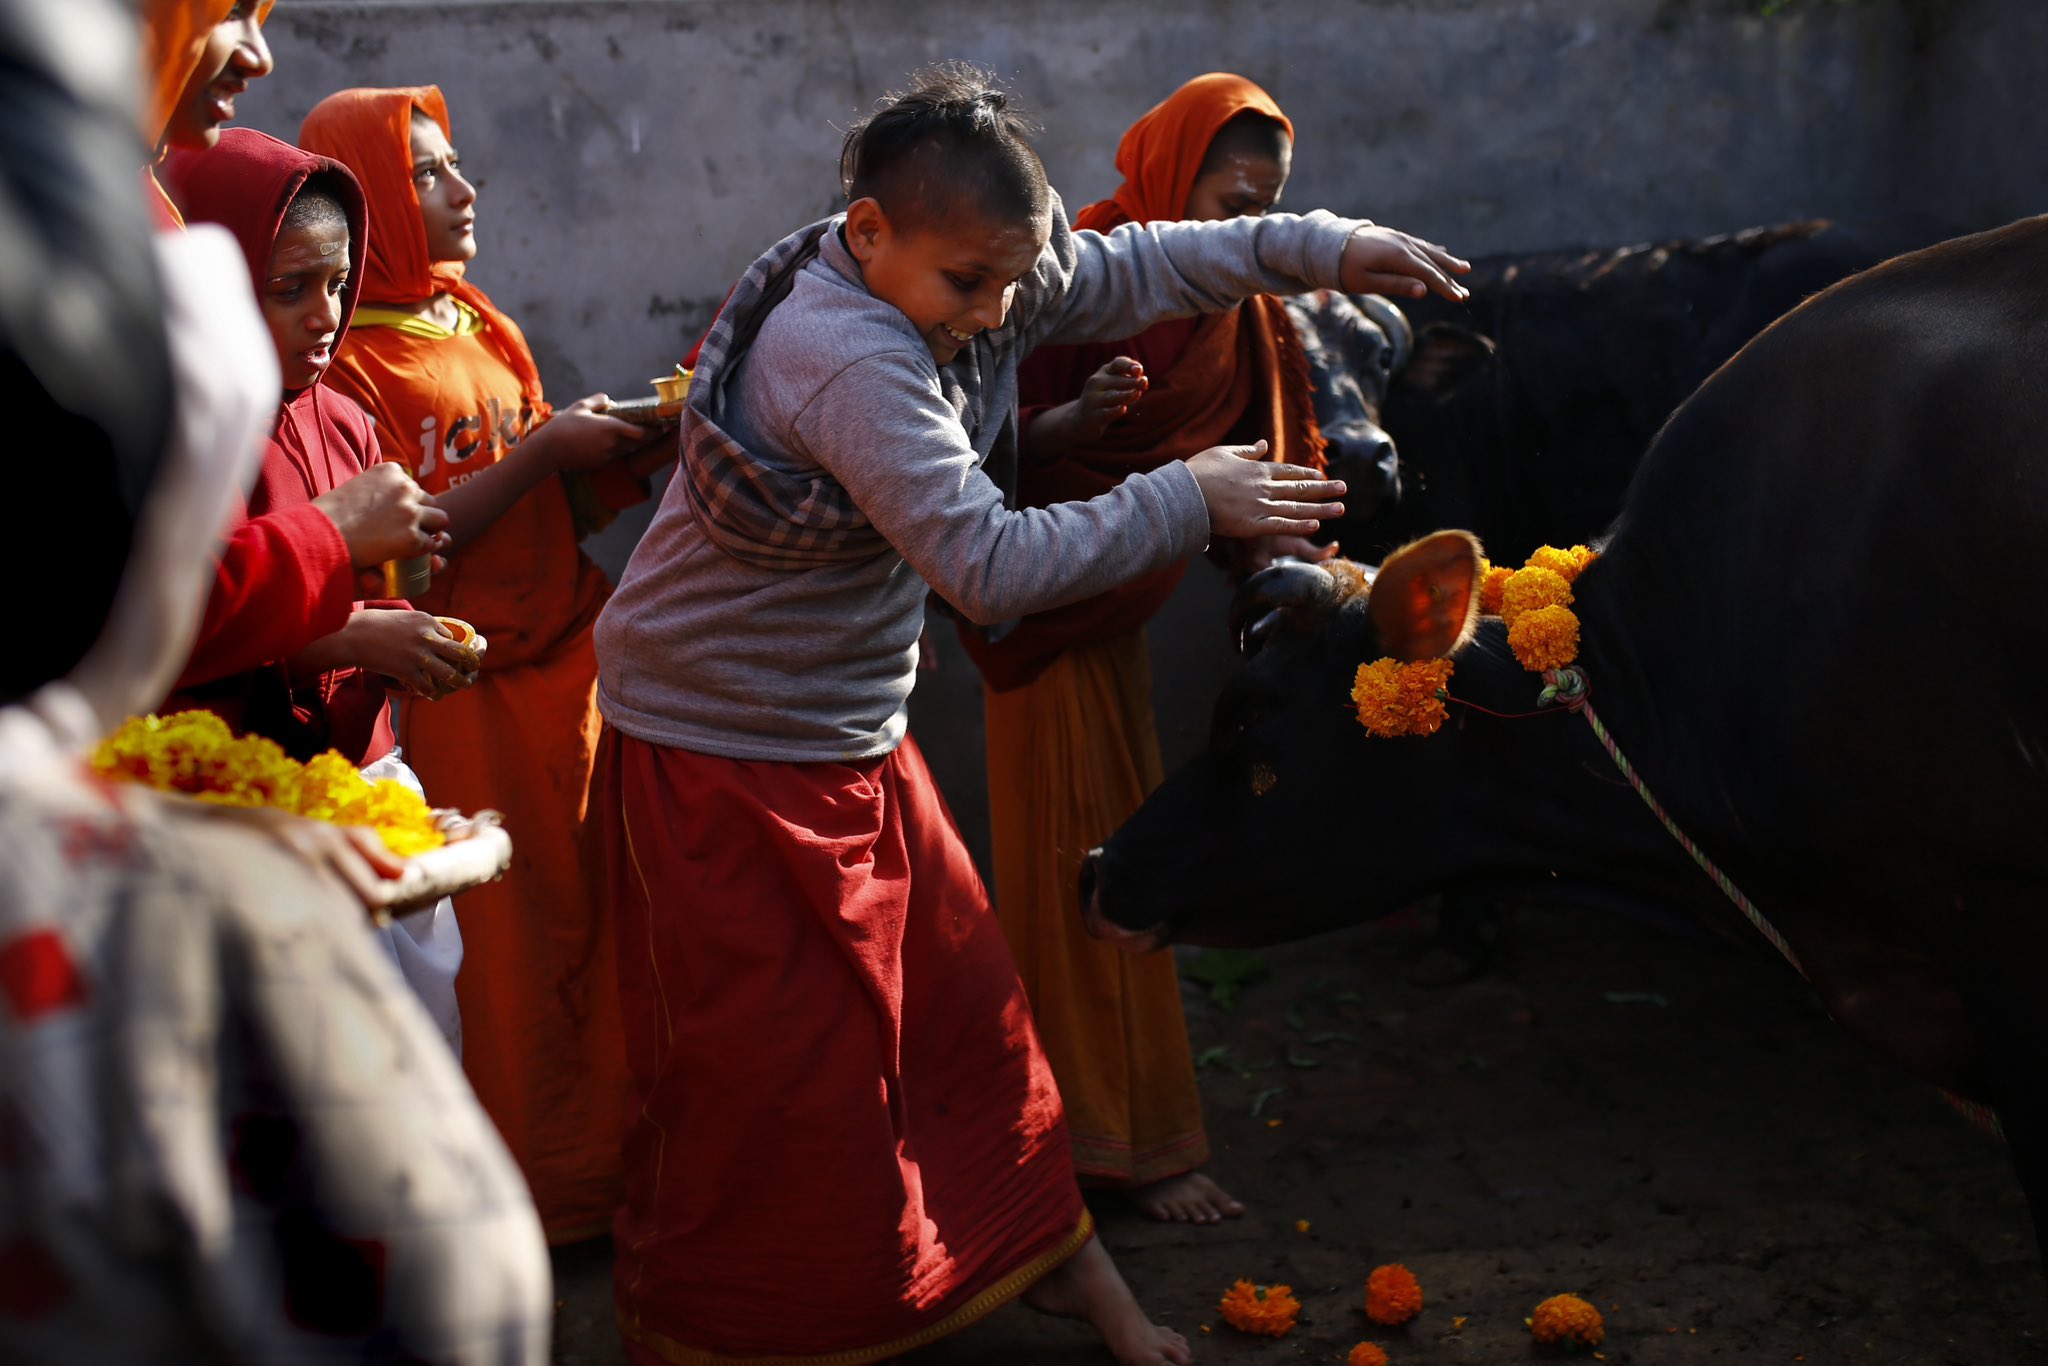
<box><xmin>163</xmin><ymin>128</ymin><xmax>473</xmax><ymax>1049</ymax></box>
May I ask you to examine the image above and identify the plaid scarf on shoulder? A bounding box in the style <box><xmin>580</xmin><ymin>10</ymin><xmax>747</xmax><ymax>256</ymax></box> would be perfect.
<box><xmin>676</xmin><ymin>219</ymin><xmax>891</xmax><ymax>570</ymax></box>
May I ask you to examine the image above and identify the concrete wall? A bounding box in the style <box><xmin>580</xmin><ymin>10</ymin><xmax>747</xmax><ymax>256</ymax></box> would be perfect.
<box><xmin>238</xmin><ymin>0</ymin><xmax>2044</xmax><ymax>868</ymax></box>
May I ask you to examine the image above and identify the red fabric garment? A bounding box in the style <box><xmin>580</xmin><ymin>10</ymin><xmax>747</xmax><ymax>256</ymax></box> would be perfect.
<box><xmin>959</xmin><ymin>74</ymin><xmax>1323</xmax><ymax>691</ymax></box>
<box><xmin>600</xmin><ymin>730</ymin><xmax>1091</xmax><ymax>1362</ymax></box>
<box><xmin>300</xmin><ymin>86</ymin><xmax>631</xmax><ymax>1238</ymax></box>
<box><xmin>175</xmin><ymin>505</ymin><xmax>353</xmax><ymax>689</ymax></box>
<box><xmin>160</xmin><ymin>129</ymin><xmax>395</xmax><ymax>764</ymax></box>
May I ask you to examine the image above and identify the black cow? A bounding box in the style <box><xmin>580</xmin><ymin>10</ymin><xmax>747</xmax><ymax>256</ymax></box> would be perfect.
<box><xmin>1293</xmin><ymin>222</ymin><xmax>1876</xmax><ymax>566</ymax></box>
<box><xmin>1085</xmin><ymin>217</ymin><xmax>2048</xmax><ymax>1260</ymax></box>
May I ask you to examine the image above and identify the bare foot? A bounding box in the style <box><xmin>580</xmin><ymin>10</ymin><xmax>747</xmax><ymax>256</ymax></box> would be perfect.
<box><xmin>1025</xmin><ymin>1235</ymin><xmax>1192</xmax><ymax>1365</ymax></box>
<box><xmin>1130</xmin><ymin>1171</ymin><xmax>1245</xmax><ymax>1225</ymax></box>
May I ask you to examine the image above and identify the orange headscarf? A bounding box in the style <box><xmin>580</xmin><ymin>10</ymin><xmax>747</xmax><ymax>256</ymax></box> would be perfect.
<box><xmin>297</xmin><ymin>86</ymin><xmax>544</xmax><ymax>403</ymax></box>
<box><xmin>139</xmin><ymin>0</ymin><xmax>275</xmax><ymax>151</ymax></box>
<box><xmin>962</xmin><ymin>74</ymin><xmax>1322</xmax><ymax>690</ymax></box>
<box><xmin>1075</xmin><ymin>72</ymin><xmax>1295</xmax><ymax>234</ymax></box>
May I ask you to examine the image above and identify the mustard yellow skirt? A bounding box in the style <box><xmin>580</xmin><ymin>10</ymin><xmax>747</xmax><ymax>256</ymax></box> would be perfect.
<box><xmin>983</xmin><ymin>630</ymin><xmax>1209</xmax><ymax>1184</ymax></box>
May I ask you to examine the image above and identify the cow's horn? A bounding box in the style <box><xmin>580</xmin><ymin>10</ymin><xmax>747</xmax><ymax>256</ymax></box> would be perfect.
<box><xmin>1229</xmin><ymin>560</ymin><xmax>1340</xmax><ymax>657</ymax></box>
<box><xmin>1357</xmin><ymin>293</ymin><xmax>1414</xmax><ymax>375</ymax></box>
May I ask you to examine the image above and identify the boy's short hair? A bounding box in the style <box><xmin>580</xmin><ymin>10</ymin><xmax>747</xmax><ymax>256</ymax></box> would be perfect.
<box><xmin>840</xmin><ymin>61</ymin><xmax>1049</xmax><ymax>236</ymax></box>
<box><xmin>281</xmin><ymin>173</ymin><xmax>350</xmax><ymax>239</ymax></box>
<box><xmin>1198</xmin><ymin>109</ymin><xmax>1292</xmax><ymax>177</ymax></box>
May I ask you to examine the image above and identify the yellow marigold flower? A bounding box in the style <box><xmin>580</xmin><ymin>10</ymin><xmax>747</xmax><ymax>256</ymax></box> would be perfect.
<box><xmin>91</xmin><ymin>710</ymin><xmax>445</xmax><ymax>857</ymax></box>
<box><xmin>1498</xmin><ymin>565</ymin><xmax>1573</xmax><ymax>627</ymax></box>
<box><xmin>1508</xmin><ymin>603</ymin><xmax>1581</xmax><ymax>673</ymax></box>
<box><xmin>1527</xmin><ymin>543</ymin><xmax>1598</xmax><ymax>583</ymax></box>
<box><xmin>1217</xmin><ymin>1279</ymin><xmax>1300</xmax><ymax>1337</ymax></box>
<box><xmin>1351</xmin><ymin>658</ymin><xmax>1454</xmax><ymax>738</ymax></box>
<box><xmin>1349</xmin><ymin>1343</ymin><xmax>1390</xmax><ymax>1366</ymax></box>
<box><xmin>1478</xmin><ymin>561</ymin><xmax>1514</xmax><ymax>617</ymax></box>
<box><xmin>1365</xmin><ymin>1263</ymin><xmax>1424</xmax><ymax>1325</ymax></box>
<box><xmin>1529</xmin><ymin>1293</ymin><xmax>1604</xmax><ymax>1349</ymax></box>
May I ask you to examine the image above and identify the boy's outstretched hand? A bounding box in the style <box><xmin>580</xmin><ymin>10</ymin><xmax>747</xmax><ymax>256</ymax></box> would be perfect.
<box><xmin>1340</xmin><ymin>225</ymin><xmax>1470</xmax><ymax>302</ymax></box>
<box><xmin>1188</xmin><ymin>440</ymin><xmax>1346</xmax><ymax>539</ymax></box>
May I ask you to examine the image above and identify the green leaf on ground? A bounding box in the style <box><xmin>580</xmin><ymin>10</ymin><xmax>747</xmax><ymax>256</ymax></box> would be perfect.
<box><xmin>1250</xmin><ymin>1086</ymin><xmax>1286</xmax><ymax>1117</ymax></box>
<box><xmin>1284</xmin><ymin>1045</ymin><xmax>1321</xmax><ymax>1069</ymax></box>
<box><xmin>1179</xmin><ymin>949</ymin><xmax>1271</xmax><ymax>1011</ymax></box>
<box><xmin>1601</xmin><ymin>990</ymin><xmax>1670</xmax><ymax>1008</ymax></box>
<box><xmin>1194</xmin><ymin>1045</ymin><xmax>1235</xmax><ymax>1071</ymax></box>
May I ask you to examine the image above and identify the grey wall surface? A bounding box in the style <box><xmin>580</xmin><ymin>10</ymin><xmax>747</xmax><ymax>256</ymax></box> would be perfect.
<box><xmin>239</xmin><ymin>0</ymin><xmax>2044</xmax><ymax>868</ymax></box>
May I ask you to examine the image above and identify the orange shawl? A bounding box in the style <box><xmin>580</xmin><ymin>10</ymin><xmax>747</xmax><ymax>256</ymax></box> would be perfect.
<box><xmin>961</xmin><ymin>73</ymin><xmax>1324</xmax><ymax>690</ymax></box>
<box><xmin>297</xmin><ymin>85</ymin><xmax>547</xmax><ymax>415</ymax></box>
<box><xmin>139</xmin><ymin>0</ymin><xmax>275</xmax><ymax>226</ymax></box>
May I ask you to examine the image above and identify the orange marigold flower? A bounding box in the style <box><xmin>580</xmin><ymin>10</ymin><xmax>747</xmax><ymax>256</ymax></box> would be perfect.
<box><xmin>1478</xmin><ymin>560</ymin><xmax>1514</xmax><ymax>617</ymax></box>
<box><xmin>1527</xmin><ymin>543</ymin><xmax>1598</xmax><ymax>583</ymax></box>
<box><xmin>1507</xmin><ymin>603</ymin><xmax>1581</xmax><ymax>673</ymax></box>
<box><xmin>1351</xmin><ymin>658</ymin><xmax>1454</xmax><ymax>738</ymax></box>
<box><xmin>1218</xmin><ymin>1279</ymin><xmax>1300</xmax><ymax>1337</ymax></box>
<box><xmin>1498</xmin><ymin>565</ymin><xmax>1573</xmax><ymax>627</ymax></box>
<box><xmin>1365</xmin><ymin>1263</ymin><xmax>1423</xmax><ymax>1325</ymax></box>
<box><xmin>1349</xmin><ymin>1343</ymin><xmax>1391</xmax><ymax>1366</ymax></box>
<box><xmin>1530</xmin><ymin>1293</ymin><xmax>1605</xmax><ymax>1349</ymax></box>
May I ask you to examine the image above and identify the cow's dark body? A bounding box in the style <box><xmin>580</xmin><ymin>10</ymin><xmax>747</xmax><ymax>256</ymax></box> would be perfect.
<box><xmin>1092</xmin><ymin>216</ymin><xmax>2048</xmax><ymax>1261</ymax></box>
<box><xmin>1348</xmin><ymin>221</ymin><xmax>1876</xmax><ymax>564</ymax></box>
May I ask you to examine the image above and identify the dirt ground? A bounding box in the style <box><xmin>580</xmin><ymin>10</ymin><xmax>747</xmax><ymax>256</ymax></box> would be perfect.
<box><xmin>550</xmin><ymin>903</ymin><xmax>2047</xmax><ymax>1365</ymax></box>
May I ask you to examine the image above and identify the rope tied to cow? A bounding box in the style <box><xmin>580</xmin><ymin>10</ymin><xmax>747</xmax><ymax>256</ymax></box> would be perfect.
<box><xmin>1530</xmin><ymin>663</ymin><xmax>2007</xmax><ymax>1143</ymax></box>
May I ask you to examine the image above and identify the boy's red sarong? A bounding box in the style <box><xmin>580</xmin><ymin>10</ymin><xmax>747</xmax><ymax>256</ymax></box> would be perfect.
<box><xmin>601</xmin><ymin>731</ymin><xmax>1090</xmax><ymax>1363</ymax></box>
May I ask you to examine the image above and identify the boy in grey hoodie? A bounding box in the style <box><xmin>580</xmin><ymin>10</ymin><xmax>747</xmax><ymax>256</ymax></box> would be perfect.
<box><xmin>593</xmin><ymin>63</ymin><xmax>1466</xmax><ymax>1366</ymax></box>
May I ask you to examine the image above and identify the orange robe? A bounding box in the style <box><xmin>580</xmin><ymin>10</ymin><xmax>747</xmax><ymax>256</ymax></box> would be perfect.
<box><xmin>303</xmin><ymin>85</ymin><xmax>635</xmax><ymax>1241</ymax></box>
<box><xmin>963</xmin><ymin>74</ymin><xmax>1323</xmax><ymax>1185</ymax></box>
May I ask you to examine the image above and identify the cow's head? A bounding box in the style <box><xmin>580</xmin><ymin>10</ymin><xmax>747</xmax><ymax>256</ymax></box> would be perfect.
<box><xmin>1284</xmin><ymin>291</ymin><xmax>1408</xmax><ymax>527</ymax></box>
<box><xmin>1081</xmin><ymin>530</ymin><xmax>1523</xmax><ymax>951</ymax></box>
<box><xmin>1284</xmin><ymin>292</ymin><xmax>1497</xmax><ymax>554</ymax></box>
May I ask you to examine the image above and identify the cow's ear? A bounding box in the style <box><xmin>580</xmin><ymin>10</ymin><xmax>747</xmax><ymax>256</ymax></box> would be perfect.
<box><xmin>1368</xmin><ymin>530</ymin><xmax>1483</xmax><ymax>660</ymax></box>
<box><xmin>1393</xmin><ymin>323</ymin><xmax>1495</xmax><ymax>404</ymax></box>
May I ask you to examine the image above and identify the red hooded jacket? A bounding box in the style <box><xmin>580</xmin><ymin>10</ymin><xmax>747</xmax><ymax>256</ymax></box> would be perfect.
<box><xmin>161</xmin><ymin>128</ymin><xmax>398</xmax><ymax>763</ymax></box>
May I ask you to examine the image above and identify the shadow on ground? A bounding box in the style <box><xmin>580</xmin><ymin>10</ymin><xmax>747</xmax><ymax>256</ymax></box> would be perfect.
<box><xmin>552</xmin><ymin>904</ymin><xmax>2046</xmax><ymax>1364</ymax></box>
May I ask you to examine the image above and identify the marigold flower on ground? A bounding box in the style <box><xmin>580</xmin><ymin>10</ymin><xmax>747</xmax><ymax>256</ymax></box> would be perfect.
<box><xmin>1351</xmin><ymin>658</ymin><xmax>1454</xmax><ymax>738</ymax></box>
<box><xmin>1217</xmin><ymin>1279</ymin><xmax>1300</xmax><ymax>1336</ymax></box>
<box><xmin>1365</xmin><ymin>1263</ymin><xmax>1423</xmax><ymax>1325</ymax></box>
<box><xmin>1508</xmin><ymin>603</ymin><xmax>1582</xmax><ymax>673</ymax></box>
<box><xmin>92</xmin><ymin>710</ymin><xmax>445</xmax><ymax>857</ymax></box>
<box><xmin>1527</xmin><ymin>543</ymin><xmax>1598</xmax><ymax>583</ymax></box>
<box><xmin>1478</xmin><ymin>560</ymin><xmax>1515</xmax><ymax>617</ymax></box>
<box><xmin>1498</xmin><ymin>565</ymin><xmax>1573</xmax><ymax>627</ymax></box>
<box><xmin>1529</xmin><ymin>1293</ymin><xmax>1605</xmax><ymax>1348</ymax></box>
<box><xmin>1348</xmin><ymin>1343</ymin><xmax>1390</xmax><ymax>1366</ymax></box>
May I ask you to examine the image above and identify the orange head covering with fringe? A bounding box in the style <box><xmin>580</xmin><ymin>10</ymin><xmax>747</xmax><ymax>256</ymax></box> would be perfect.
<box><xmin>139</xmin><ymin>0</ymin><xmax>275</xmax><ymax>226</ymax></box>
<box><xmin>963</xmin><ymin>73</ymin><xmax>1324</xmax><ymax>691</ymax></box>
<box><xmin>296</xmin><ymin>85</ymin><xmax>544</xmax><ymax>404</ymax></box>
<box><xmin>1076</xmin><ymin>72</ymin><xmax>1296</xmax><ymax>235</ymax></box>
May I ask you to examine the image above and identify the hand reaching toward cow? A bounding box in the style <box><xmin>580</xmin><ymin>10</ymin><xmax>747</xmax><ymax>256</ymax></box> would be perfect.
<box><xmin>1340</xmin><ymin>224</ymin><xmax>1470</xmax><ymax>302</ymax></box>
<box><xmin>1188</xmin><ymin>440</ymin><xmax>1346</xmax><ymax>539</ymax></box>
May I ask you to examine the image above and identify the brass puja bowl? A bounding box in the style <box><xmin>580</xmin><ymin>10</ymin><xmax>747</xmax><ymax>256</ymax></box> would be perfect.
<box><xmin>609</xmin><ymin>366</ymin><xmax>692</xmax><ymax>426</ymax></box>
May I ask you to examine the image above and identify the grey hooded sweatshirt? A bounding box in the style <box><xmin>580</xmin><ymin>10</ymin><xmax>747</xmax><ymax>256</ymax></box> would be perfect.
<box><xmin>595</xmin><ymin>195</ymin><xmax>1367</xmax><ymax>763</ymax></box>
